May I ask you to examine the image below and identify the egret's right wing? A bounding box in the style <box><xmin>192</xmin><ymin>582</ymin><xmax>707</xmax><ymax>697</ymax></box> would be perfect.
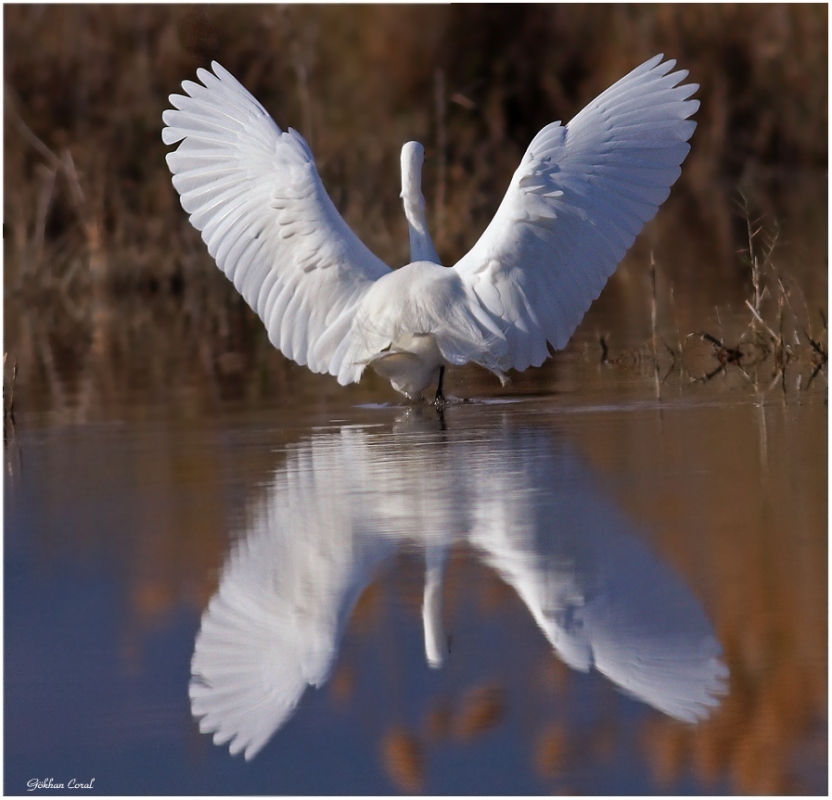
<box><xmin>162</xmin><ymin>62</ymin><xmax>392</xmax><ymax>382</ymax></box>
<box><xmin>453</xmin><ymin>55</ymin><xmax>698</xmax><ymax>372</ymax></box>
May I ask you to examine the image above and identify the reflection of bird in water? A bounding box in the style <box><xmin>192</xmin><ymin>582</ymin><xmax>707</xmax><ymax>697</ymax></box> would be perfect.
<box><xmin>190</xmin><ymin>410</ymin><xmax>727</xmax><ymax>760</ymax></box>
<box><xmin>163</xmin><ymin>56</ymin><xmax>697</xmax><ymax>403</ymax></box>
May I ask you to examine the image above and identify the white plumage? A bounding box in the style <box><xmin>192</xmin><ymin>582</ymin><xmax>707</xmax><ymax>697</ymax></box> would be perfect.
<box><xmin>189</xmin><ymin>412</ymin><xmax>727</xmax><ymax>760</ymax></box>
<box><xmin>163</xmin><ymin>55</ymin><xmax>698</xmax><ymax>400</ymax></box>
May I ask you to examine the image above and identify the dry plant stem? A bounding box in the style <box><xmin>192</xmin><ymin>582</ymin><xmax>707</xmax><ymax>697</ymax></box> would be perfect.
<box><xmin>32</xmin><ymin>165</ymin><xmax>58</xmax><ymax>274</ymax></box>
<box><xmin>60</xmin><ymin>149</ymin><xmax>105</xmax><ymax>282</ymax></box>
<box><xmin>804</xmin><ymin>332</ymin><xmax>827</xmax><ymax>362</ymax></box>
<box><xmin>294</xmin><ymin>60</ymin><xmax>313</xmax><ymax>147</ymax></box>
<box><xmin>600</xmin><ymin>208</ymin><xmax>822</xmax><ymax>393</ymax></box>
<box><xmin>434</xmin><ymin>67</ymin><xmax>447</xmax><ymax>247</ymax></box>
<box><xmin>649</xmin><ymin>254</ymin><xmax>661</xmax><ymax>400</ymax></box>
<box><xmin>7</xmin><ymin>88</ymin><xmax>104</xmax><ymax>284</ymax></box>
<box><xmin>598</xmin><ymin>334</ymin><xmax>610</xmax><ymax>364</ymax></box>
<box><xmin>5</xmin><ymin>86</ymin><xmax>63</xmax><ymax>171</ymax></box>
<box><xmin>4</xmin><ymin>354</ymin><xmax>17</xmax><ymax>423</ymax></box>
<box><xmin>745</xmin><ymin>300</ymin><xmax>781</xmax><ymax>346</ymax></box>
<box><xmin>649</xmin><ymin>253</ymin><xmax>659</xmax><ymax>356</ymax></box>
<box><xmin>776</xmin><ymin>275</ymin><xmax>804</xmax><ymax>348</ymax></box>
<box><xmin>806</xmin><ymin>360</ymin><xmax>826</xmax><ymax>389</ymax></box>
<box><xmin>739</xmin><ymin>192</ymin><xmax>763</xmax><ymax>317</ymax></box>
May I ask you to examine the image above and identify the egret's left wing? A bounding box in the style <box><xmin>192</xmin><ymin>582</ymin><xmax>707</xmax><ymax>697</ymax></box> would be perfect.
<box><xmin>453</xmin><ymin>55</ymin><xmax>698</xmax><ymax>372</ymax></box>
<box><xmin>467</xmin><ymin>431</ymin><xmax>728</xmax><ymax>723</ymax></box>
<box><xmin>162</xmin><ymin>62</ymin><xmax>391</xmax><ymax>382</ymax></box>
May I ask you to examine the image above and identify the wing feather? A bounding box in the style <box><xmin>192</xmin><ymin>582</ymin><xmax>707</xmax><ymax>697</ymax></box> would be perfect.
<box><xmin>454</xmin><ymin>55</ymin><xmax>698</xmax><ymax>369</ymax></box>
<box><xmin>163</xmin><ymin>61</ymin><xmax>391</xmax><ymax>381</ymax></box>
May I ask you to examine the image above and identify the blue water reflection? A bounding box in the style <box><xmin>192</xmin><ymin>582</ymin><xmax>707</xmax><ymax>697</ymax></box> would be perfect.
<box><xmin>192</xmin><ymin>408</ymin><xmax>727</xmax><ymax>761</ymax></box>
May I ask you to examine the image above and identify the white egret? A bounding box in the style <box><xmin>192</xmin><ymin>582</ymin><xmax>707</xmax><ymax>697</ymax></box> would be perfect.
<box><xmin>163</xmin><ymin>55</ymin><xmax>698</xmax><ymax>402</ymax></box>
<box><xmin>190</xmin><ymin>411</ymin><xmax>727</xmax><ymax>760</ymax></box>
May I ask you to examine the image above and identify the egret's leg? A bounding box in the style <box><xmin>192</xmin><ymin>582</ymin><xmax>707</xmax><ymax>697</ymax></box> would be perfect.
<box><xmin>433</xmin><ymin>366</ymin><xmax>446</xmax><ymax>406</ymax></box>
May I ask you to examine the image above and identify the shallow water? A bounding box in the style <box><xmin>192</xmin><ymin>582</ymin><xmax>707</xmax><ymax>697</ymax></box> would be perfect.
<box><xmin>4</xmin><ymin>309</ymin><xmax>827</xmax><ymax>794</ymax></box>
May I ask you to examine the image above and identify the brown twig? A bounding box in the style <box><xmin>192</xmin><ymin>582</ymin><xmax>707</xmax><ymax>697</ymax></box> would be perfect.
<box><xmin>4</xmin><ymin>353</ymin><xmax>17</xmax><ymax>424</ymax></box>
<box><xmin>598</xmin><ymin>334</ymin><xmax>609</xmax><ymax>364</ymax></box>
<box><xmin>745</xmin><ymin>299</ymin><xmax>781</xmax><ymax>346</ymax></box>
<box><xmin>434</xmin><ymin>67</ymin><xmax>447</xmax><ymax>247</ymax></box>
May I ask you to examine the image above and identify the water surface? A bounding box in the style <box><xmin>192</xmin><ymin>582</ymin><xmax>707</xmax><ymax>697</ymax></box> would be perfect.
<box><xmin>4</xmin><ymin>319</ymin><xmax>826</xmax><ymax>794</ymax></box>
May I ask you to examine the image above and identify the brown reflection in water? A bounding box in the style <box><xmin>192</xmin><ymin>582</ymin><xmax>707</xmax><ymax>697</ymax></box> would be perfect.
<box><xmin>329</xmin><ymin>662</ymin><xmax>356</xmax><ymax>710</ymax></box>
<box><xmin>534</xmin><ymin>721</ymin><xmax>568</xmax><ymax>779</ymax></box>
<box><xmin>380</xmin><ymin>726</ymin><xmax>424</xmax><ymax>794</ymax></box>
<box><xmin>108</xmin><ymin>426</ymin><xmax>234</xmax><ymax>680</ymax></box>
<box><xmin>424</xmin><ymin>698</ymin><xmax>453</xmax><ymax>742</ymax></box>
<box><xmin>452</xmin><ymin>684</ymin><xmax>505</xmax><ymax>742</ymax></box>
<box><xmin>534</xmin><ymin>652</ymin><xmax>572</xmax><ymax>700</ymax></box>
<box><xmin>571</xmin><ymin>400</ymin><xmax>826</xmax><ymax>795</ymax></box>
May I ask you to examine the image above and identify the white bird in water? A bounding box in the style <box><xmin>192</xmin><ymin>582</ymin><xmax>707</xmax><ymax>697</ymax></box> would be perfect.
<box><xmin>163</xmin><ymin>55</ymin><xmax>698</xmax><ymax>403</ymax></box>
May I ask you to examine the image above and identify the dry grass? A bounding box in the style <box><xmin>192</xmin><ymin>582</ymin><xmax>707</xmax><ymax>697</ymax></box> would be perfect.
<box><xmin>600</xmin><ymin>198</ymin><xmax>828</xmax><ymax>394</ymax></box>
<box><xmin>4</xmin><ymin>5</ymin><xmax>827</xmax><ymax>292</ymax></box>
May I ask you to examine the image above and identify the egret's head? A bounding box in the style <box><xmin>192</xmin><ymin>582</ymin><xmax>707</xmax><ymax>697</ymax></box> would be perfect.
<box><xmin>400</xmin><ymin>141</ymin><xmax>425</xmax><ymax>203</ymax></box>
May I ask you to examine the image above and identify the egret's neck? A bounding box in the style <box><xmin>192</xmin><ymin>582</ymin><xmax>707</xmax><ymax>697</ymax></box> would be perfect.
<box><xmin>401</xmin><ymin>142</ymin><xmax>440</xmax><ymax>264</ymax></box>
<box><xmin>422</xmin><ymin>545</ymin><xmax>448</xmax><ymax>668</ymax></box>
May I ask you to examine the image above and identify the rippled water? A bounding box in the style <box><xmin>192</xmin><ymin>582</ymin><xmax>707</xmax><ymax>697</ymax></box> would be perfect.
<box><xmin>4</xmin><ymin>316</ymin><xmax>826</xmax><ymax>794</ymax></box>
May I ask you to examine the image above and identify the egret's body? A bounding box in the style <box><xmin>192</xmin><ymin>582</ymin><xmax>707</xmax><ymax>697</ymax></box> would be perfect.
<box><xmin>163</xmin><ymin>56</ymin><xmax>698</xmax><ymax>401</ymax></box>
<box><xmin>355</xmin><ymin>260</ymin><xmax>503</xmax><ymax>398</ymax></box>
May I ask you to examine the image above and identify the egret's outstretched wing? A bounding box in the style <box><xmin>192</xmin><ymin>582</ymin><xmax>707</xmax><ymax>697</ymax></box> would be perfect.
<box><xmin>453</xmin><ymin>55</ymin><xmax>699</xmax><ymax>372</ymax></box>
<box><xmin>190</xmin><ymin>430</ymin><xmax>396</xmax><ymax>760</ymax></box>
<box><xmin>162</xmin><ymin>62</ymin><xmax>391</xmax><ymax>382</ymax></box>
<box><xmin>467</xmin><ymin>431</ymin><xmax>727</xmax><ymax>723</ymax></box>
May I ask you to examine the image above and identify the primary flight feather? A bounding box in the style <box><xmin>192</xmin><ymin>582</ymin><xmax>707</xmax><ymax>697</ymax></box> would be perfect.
<box><xmin>162</xmin><ymin>55</ymin><xmax>698</xmax><ymax>401</ymax></box>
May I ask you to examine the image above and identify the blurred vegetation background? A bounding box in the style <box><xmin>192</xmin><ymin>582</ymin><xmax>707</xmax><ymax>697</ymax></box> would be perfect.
<box><xmin>3</xmin><ymin>3</ymin><xmax>828</xmax><ymax>414</ymax></box>
<box><xmin>5</xmin><ymin>4</ymin><xmax>827</xmax><ymax>288</ymax></box>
